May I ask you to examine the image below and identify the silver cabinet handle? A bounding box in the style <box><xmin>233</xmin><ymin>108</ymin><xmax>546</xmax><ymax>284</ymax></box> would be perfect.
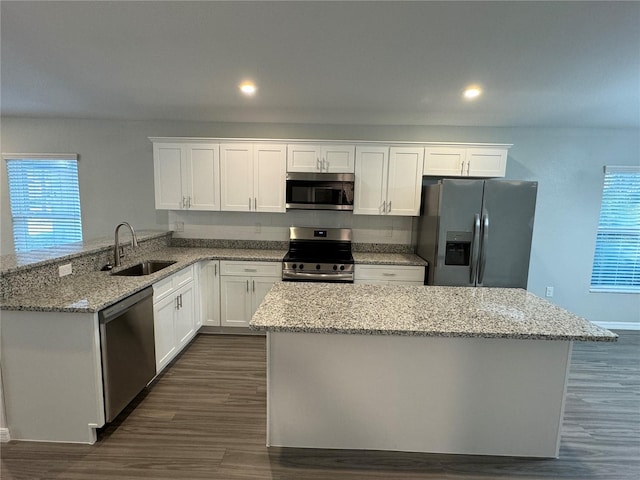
<box><xmin>249</xmin><ymin>197</ymin><xmax>252</xmax><ymax>210</ymax></box>
<box><xmin>182</xmin><ymin>196</ymin><xmax>187</xmax><ymax>208</ymax></box>
<box><xmin>214</xmin><ymin>263</ymin><xmax>217</xmax><ymax>276</ymax></box>
<box><xmin>381</xmin><ymin>201</ymin><xmax>386</xmax><ymax>214</ymax></box>
<box><xmin>188</xmin><ymin>196</ymin><xmax>192</xmax><ymax>208</ymax></box>
<box><xmin>176</xmin><ymin>296</ymin><xmax>179</xmax><ymax>310</ymax></box>
<box><xmin>252</xmin><ymin>280</ymin><xmax>255</xmax><ymax>292</ymax></box>
<box><xmin>467</xmin><ymin>160</ymin><xmax>471</xmax><ymax>176</ymax></box>
<box><xmin>460</xmin><ymin>161</ymin><xmax>465</xmax><ymax>176</ymax></box>
<box><xmin>246</xmin><ymin>280</ymin><xmax>249</xmax><ymax>292</ymax></box>
<box><xmin>387</xmin><ymin>200</ymin><xmax>392</xmax><ymax>213</ymax></box>
<box><xmin>317</xmin><ymin>157</ymin><xmax>322</xmax><ymax>170</ymax></box>
<box><xmin>254</xmin><ymin>197</ymin><xmax>257</xmax><ymax>210</ymax></box>
<box><xmin>179</xmin><ymin>294</ymin><xmax>183</xmax><ymax>309</ymax></box>
<box><xmin>323</xmin><ymin>158</ymin><xmax>327</xmax><ymax>171</ymax></box>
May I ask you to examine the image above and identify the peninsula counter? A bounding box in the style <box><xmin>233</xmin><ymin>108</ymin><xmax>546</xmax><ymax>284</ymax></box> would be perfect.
<box><xmin>250</xmin><ymin>283</ymin><xmax>616</xmax><ymax>458</ymax></box>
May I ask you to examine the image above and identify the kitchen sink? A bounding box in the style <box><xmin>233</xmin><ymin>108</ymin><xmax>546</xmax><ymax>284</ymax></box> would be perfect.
<box><xmin>112</xmin><ymin>260</ymin><xmax>177</xmax><ymax>276</ymax></box>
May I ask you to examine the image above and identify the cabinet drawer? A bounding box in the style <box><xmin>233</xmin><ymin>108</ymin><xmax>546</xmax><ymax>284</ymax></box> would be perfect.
<box><xmin>355</xmin><ymin>264</ymin><xmax>425</xmax><ymax>283</ymax></box>
<box><xmin>172</xmin><ymin>264</ymin><xmax>194</xmax><ymax>288</ymax></box>
<box><xmin>220</xmin><ymin>261</ymin><xmax>282</xmax><ymax>277</ymax></box>
<box><xmin>153</xmin><ymin>265</ymin><xmax>194</xmax><ymax>303</ymax></box>
<box><xmin>153</xmin><ymin>275</ymin><xmax>174</xmax><ymax>303</ymax></box>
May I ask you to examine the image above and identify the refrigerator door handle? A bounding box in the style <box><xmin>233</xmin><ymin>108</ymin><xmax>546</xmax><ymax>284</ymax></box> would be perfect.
<box><xmin>478</xmin><ymin>214</ymin><xmax>489</xmax><ymax>284</ymax></box>
<box><xmin>470</xmin><ymin>214</ymin><xmax>481</xmax><ymax>284</ymax></box>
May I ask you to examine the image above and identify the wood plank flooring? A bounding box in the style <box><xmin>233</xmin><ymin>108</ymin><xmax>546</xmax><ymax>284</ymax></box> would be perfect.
<box><xmin>2</xmin><ymin>331</ymin><xmax>639</xmax><ymax>479</ymax></box>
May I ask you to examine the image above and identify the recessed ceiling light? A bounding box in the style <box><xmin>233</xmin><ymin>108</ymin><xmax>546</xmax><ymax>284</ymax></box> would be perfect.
<box><xmin>463</xmin><ymin>86</ymin><xmax>482</xmax><ymax>100</ymax></box>
<box><xmin>239</xmin><ymin>81</ymin><xmax>257</xmax><ymax>96</ymax></box>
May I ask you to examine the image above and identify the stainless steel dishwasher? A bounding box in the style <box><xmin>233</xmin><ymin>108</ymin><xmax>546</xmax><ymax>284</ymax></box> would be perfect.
<box><xmin>99</xmin><ymin>286</ymin><xmax>156</xmax><ymax>422</ymax></box>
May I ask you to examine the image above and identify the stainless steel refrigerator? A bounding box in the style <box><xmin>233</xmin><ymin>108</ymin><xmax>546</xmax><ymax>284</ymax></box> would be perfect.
<box><xmin>416</xmin><ymin>179</ymin><xmax>537</xmax><ymax>288</ymax></box>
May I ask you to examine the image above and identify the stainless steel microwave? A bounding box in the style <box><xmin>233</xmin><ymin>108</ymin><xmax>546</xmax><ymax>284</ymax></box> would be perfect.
<box><xmin>286</xmin><ymin>173</ymin><xmax>355</xmax><ymax>211</ymax></box>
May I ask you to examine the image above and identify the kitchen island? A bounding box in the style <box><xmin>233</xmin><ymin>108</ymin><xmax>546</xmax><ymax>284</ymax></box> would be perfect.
<box><xmin>250</xmin><ymin>282</ymin><xmax>616</xmax><ymax>458</ymax></box>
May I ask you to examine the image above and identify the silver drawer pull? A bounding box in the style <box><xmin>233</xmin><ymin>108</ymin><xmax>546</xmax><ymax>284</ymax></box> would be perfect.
<box><xmin>382</xmin><ymin>273</ymin><xmax>397</xmax><ymax>277</ymax></box>
<box><xmin>244</xmin><ymin>268</ymin><xmax>258</xmax><ymax>272</ymax></box>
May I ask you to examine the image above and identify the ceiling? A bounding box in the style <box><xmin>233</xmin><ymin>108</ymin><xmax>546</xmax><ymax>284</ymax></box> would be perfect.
<box><xmin>2</xmin><ymin>1</ymin><xmax>639</xmax><ymax>128</ymax></box>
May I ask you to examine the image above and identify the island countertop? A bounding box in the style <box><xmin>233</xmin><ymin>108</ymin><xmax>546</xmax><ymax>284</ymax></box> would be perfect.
<box><xmin>250</xmin><ymin>282</ymin><xmax>617</xmax><ymax>342</ymax></box>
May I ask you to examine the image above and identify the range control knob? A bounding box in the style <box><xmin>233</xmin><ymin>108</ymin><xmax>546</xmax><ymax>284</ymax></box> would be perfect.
<box><xmin>333</xmin><ymin>265</ymin><xmax>338</xmax><ymax>271</ymax></box>
<box><xmin>292</xmin><ymin>264</ymin><xmax>297</xmax><ymax>269</ymax></box>
<box><xmin>340</xmin><ymin>265</ymin><xmax>345</xmax><ymax>271</ymax></box>
<box><xmin>299</xmin><ymin>264</ymin><xmax>304</xmax><ymax>270</ymax></box>
<box><xmin>316</xmin><ymin>264</ymin><xmax>321</xmax><ymax>270</ymax></box>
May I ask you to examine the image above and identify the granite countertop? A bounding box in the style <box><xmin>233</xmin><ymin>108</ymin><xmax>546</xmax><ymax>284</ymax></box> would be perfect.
<box><xmin>250</xmin><ymin>282</ymin><xmax>617</xmax><ymax>342</ymax></box>
<box><xmin>0</xmin><ymin>247</ymin><xmax>286</xmax><ymax>313</ymax></box>
<box><xmin>352</xmin><ymin>252</ymin><xmax>427</xmax><ymax>266</ymax></box>
<box><xmin>0</xmin><ymin>247</ymin><xmax>427</xmax><ymax>314</ymax></box>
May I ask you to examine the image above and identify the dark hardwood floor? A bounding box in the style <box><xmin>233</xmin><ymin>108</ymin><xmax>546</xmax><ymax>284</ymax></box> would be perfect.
<box><xmin>2</xmin><ymin>331</ymin><xmax>639</xmax><ymax>479</ymax></box>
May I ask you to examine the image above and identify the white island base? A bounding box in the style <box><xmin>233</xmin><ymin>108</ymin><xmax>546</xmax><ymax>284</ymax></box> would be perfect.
<box><xmin>267</xmin><ymin>331</ymin><xmax>572</xmax><ymax>458</ymax></box>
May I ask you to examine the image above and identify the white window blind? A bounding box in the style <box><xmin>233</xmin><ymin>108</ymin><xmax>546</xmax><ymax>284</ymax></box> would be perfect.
<box><xmin>5</xmin><ymin>155</ymin><xmax>82</xmax><ymax>252</ymax></box>
<box><xmin>590</xmin><ymin>165</ymin><xmax>640</xmax><ymax>293</ymax></box>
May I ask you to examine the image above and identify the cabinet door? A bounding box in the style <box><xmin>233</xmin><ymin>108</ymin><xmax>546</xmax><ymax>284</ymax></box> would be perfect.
<box><xmin>154</xmin><ymin>294</ymin><xmax>177</xmax><ymax>373</ymax></box>
<box><xmin>322</xmin><ymin>145</ymin><xmax>355</xmax><ymax>173</ymax></box>
<box><xmin>175</xmin><ymin>282</ymin><xmax>195</xmax><ymax>347</ymax></box>
<box><xmin>200</xmin><ymin>261</ymin><xmax>220</xmax><ymax>327</ymax></box>
<box><xmin>254</xmin><ymin>144</ymin><xmax>286</xmax><ymax>213</ymax></box>
<box><xmin>423</xmin><ymin>147</ymin><xmax>466</xmax><ymax>176</ymax></box>
<box><xmin>220</xmin><ymin>276</ymin><xmax>252</xmax><ymax>327</ymax></box>
<box><xmin>186</xmin><ymin>144</ymin><xmax>221</xmax><ymax>210</ymax></box>
<box><xmin>153</xmin><ymin>143</ymin><xmax>185</xmax><ymax>210</ymax></box>
<box><xmin>354</xmin><ymin>146</ymin><xmax>389</xmax><ymax>215</ymax></box>
<box><xmin>287</xmin><ymin>144</ymin><xmax>321</xmax><ymax>172</ymax></box>
<box><xmin>386</xmin><ymin>147</ymin><xmax>424</xmax><ymax>216</ymax></box>
<box><xmin>220</xmin><ymin>144</ymin><xmax>253</xmax><ymax>211</ymax></box>
<box><xmin>466</xmin><ymin>148</ymin><xmax>507</xmax><ymax>177</ymax></box>
<box><xmin>251</xmin><ymin>277</ymin><xmax>279</xmax><ymax>316</ymax></box>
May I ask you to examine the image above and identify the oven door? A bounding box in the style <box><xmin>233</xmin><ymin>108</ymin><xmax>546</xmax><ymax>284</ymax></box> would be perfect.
<box><xmin>286</xmin><ymin>173</ymin><xmax>354</xmax><ymax>211</ymax></box>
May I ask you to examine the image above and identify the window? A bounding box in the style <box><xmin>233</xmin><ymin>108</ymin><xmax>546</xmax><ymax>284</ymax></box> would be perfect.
<box><xmin>590</xmin><ymin>166</ymin><xmax>640</xmax><ymax>293</ymax></box>
<box><xmin>5</xmin><ymin>154</ymin><xmax>82</xmax><ymax>252</ymax></box>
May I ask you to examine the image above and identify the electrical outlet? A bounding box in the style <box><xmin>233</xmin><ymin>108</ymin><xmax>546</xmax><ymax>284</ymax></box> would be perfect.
<box><xmin>58</xmin><ymin>263</ymin><xmax>73</xmax><ymax>277</ymax></box>
<box><xmin>545</xmin><ymin>286</ymin><xmax>554</xmax><ymax>298</ymax></box>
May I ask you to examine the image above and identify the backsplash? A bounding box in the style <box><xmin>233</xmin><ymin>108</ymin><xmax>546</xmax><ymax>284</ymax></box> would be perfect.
<box><xmin>168</xmin><ymin>210</ymin><xmax>414</xmax><ymax>245</ymax></box>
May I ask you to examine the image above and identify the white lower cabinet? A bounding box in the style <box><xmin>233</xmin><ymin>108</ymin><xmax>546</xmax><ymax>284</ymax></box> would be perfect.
<box><xmin>199</xmin><ymin>260</ymin><xmax>221</xmax><ymax>327</ymax></box>
<box><xmin>153</xmin><ymin>265</ymin><xmax>197</xmax><ymax>374</ymax></box>
<box><xmin>354</xmin><ymin>264</ymin><xmax>425</xmax><ymax>286</ymax></box>
<box><xmin>220</xmin><ymin>261</ymin><xmax>281</xmax><ymax>328</ymax></box>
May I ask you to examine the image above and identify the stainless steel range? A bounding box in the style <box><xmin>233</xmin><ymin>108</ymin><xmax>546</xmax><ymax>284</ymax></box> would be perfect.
<box><xmin>282</xmin><ymin>227</ymin><xmax>354</xmax><ymax>283</ymax></box>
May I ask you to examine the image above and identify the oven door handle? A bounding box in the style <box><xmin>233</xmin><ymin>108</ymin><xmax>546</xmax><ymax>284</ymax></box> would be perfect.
<box><xmin>282</xmin><ymin>271</ymin><xmax>354</xmax><ymax>282</ymax></box>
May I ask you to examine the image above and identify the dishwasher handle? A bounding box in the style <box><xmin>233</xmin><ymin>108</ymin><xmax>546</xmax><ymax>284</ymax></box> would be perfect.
<box><xmin>99</xmin><ymin>287</ymin><xmax>154</xmax><ymax>323</ymax></box>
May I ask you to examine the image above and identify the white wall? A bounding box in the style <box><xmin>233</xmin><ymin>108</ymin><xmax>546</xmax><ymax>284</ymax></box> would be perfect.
<box><xmin>1</xmin><ymin>117</ymin><xmax>639</xmax><ymax>326</ymax></box>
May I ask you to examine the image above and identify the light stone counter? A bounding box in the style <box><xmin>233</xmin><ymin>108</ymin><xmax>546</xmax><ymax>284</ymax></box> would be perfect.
<box><xmin>254</xmin><ymin>282</ymin><xmax>617</xmax><ymax>457</ymax></box>
<box><xmin>250</xmin><ymin>282</ymin><xmax>616</xmax><ymax>342</ymax></box>
<box><xmin>352</xmin><ymin>252</ymin><xmax>427</xmax><ymax>266</ymax></box>
<box><xmin>0</xmin><ymin>247</ymin><xmax>286</xmax><ymax>313</ymax></box>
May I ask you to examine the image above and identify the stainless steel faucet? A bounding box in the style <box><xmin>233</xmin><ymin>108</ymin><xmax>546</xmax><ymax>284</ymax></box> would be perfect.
<box><xmin>114</xmin><ymin>222</ymin><xmax>139</xmax><ymax>267</ymax></box>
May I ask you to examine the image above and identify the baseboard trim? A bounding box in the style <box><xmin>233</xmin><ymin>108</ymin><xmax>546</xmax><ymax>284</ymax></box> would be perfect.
<box><xmin>0</xmin><ymin>427</ymin><xmax>10</xmax><ymax>443</ymax></box>
<box><xmin>593</xmin><ymin>321</ymin><xmax>640</xmax><ymax>331</ymax></box>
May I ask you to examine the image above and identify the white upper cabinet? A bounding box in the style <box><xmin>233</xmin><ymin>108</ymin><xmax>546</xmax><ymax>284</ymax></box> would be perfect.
<box><xmin>220</xmin><ymin>143</ymin><xmax>286</xmax><ymax>212</ymax></box>
<box><xmin>424</xmin><ymin>145</ymin><xmax>508</xmax><ymax>178</ymax></box>
<box><xmin>466</xmin><ymin>148</ymin><xmax>508</xmax><ymax>177</ymax></box>
<box><xmin>287</xmin><ymin>144</ymin><xmax>355</xmax><ymax>173</ymax></box>
<box><xmin>354</xmin><ymin>146</ymin><xmax>388</xmax><ymax>215</ymax></box>
<box><xmin>153</xmin><ymin>142</ymin><xmax>220</xmax><ymax>210</ymax></box>
<box><xmin>386</xmin><ymin>147</ymin><xmax>424</xmax><ymax>216</ymax></box>
<box><xmin>354</xmin><ymin>146</ymin><xmax>423</xmax><ymax>216</ymax></box>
